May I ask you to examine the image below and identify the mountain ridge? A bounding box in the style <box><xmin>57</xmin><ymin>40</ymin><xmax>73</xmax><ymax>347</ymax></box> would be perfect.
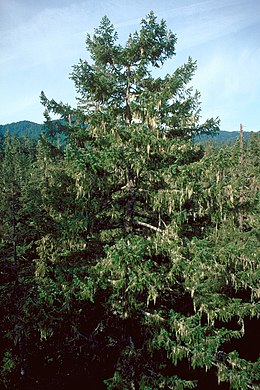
<box><xmin>0</xmin><ymin>120</ymin><xmax>43</xmax><ymax>139</ymax></box>
<box><xmin>0</xmin><ymin>120</ymin><xmax>255</xmax><ymax>144</ymax></box>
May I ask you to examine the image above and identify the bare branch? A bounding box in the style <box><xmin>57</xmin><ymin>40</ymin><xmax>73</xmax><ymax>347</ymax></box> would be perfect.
<box><xmin>135</xmin><ymin>220</ymin><xmax>163</xmax><ymax>232</ymax></box>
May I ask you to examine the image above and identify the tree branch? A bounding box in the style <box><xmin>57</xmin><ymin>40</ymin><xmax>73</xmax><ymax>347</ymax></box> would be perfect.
<box><xmin>135</xmin><ymin>220</ymin><xmax>163</xmax><ymax>232</ymax></box>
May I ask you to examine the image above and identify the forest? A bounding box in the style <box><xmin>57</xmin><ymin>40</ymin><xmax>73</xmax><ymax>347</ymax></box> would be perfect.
<box><xmin>0</xmin><ymin>12</ymin><xmax>259</xmax><ymax>390</ymax></box>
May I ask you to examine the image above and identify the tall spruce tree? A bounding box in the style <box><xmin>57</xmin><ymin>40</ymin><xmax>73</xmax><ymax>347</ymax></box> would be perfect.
<box><xmin>32</xmin><ymin>12</ymin><xmax>259</xmax><ymax>390</ymax></box>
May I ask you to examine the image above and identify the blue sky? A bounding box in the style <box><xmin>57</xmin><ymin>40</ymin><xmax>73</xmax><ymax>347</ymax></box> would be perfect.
<box><xmin>0</xmin><ymin>0</ymin><xmax>259</xmax><ymax>131</ymax></box>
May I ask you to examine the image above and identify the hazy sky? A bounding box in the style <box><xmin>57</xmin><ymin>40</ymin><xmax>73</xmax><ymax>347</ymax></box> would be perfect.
<box><xmin>1</xmin><ymin>0</ymin><xmax>259</xmax><ymax>131</ymax></box>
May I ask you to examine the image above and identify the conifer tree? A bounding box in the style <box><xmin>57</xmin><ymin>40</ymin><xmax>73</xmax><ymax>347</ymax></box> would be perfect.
<box><xmin>33</xmin><ymin>12</ymin><xmax>259</xmax><ymax>390</ymax></box>
<box><xmin>0</xmin><ymin>134</ymin><xmax>37</xmax><ymax>388</ymax></box>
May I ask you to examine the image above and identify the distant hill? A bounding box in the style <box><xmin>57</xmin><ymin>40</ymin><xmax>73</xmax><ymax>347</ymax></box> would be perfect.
<box><xmin>0</xmin><ymin>120</ymin><xmax>43</xmax><ymax>140</ymax></box>
<box><xmin>195</xmin><ymin>130</ymin><xmax>253</xmax><ymax>145</ymax></box>
<box><xmin>0</xmin><ymin>120</ymin><xmax>255</xmax><ymax>145</ymax></box>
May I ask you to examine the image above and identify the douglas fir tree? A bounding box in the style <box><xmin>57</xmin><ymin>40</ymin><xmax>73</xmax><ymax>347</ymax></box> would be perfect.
<box><xmin>26</xmin><ymin>12</ymin><xmax>259</xmax><ymax>389</ymax></box>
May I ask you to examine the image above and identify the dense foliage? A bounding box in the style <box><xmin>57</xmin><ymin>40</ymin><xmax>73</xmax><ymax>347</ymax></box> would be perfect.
<box><xmin>0</xmin><ymin>13</ymin><xmax>259</xmax><ymax>390</ymax></box>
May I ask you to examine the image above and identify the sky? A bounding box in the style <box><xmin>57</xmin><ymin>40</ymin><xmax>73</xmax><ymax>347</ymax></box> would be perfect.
<box><xmin>0</xmin><ymin>0</ymin><xmax>259</xmax><ymax>132</ymax></box>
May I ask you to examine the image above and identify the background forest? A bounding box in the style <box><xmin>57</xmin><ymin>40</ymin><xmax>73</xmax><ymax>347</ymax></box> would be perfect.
<box><xmin>0</xmin><ymin>12</ymin><xmax>259</xmax><ymax>390</ymax></box>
